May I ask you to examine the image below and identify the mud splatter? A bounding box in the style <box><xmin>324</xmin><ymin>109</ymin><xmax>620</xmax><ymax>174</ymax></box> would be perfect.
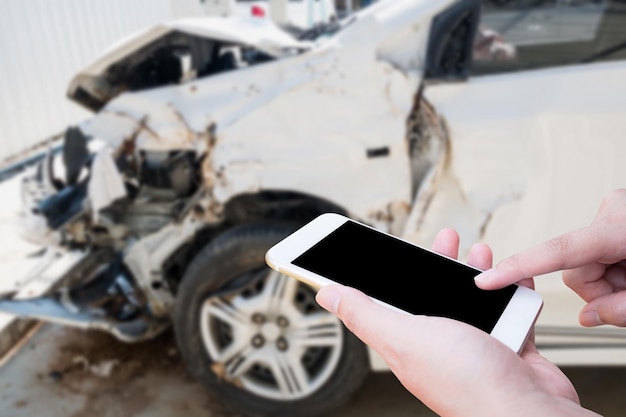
<box><xmin>26</xmin><ymin>325</ymin><xmax>241</xmax><ymax>417</ymax></box>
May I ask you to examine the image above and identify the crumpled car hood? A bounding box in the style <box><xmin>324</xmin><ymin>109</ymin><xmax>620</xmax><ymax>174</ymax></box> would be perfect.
<box><xmin>67</xmin><ymin>16</ymin><xmax>313</xmax><ymax>111</ymax></box>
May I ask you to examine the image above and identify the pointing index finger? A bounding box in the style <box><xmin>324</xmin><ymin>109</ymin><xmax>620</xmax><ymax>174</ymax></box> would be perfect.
<box><xmin>475</xmin><ymin>225</ymin><xmax>614</xmax><ymax>289</ymax></box>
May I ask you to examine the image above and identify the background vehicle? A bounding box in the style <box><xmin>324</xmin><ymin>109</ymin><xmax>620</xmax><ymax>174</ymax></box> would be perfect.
<box><xmin>234</xmin><ymin>0</ymin><xmax>337</xmax><ymax>33</ymax></box>
<box><xmin>2</xmin><ymin>0</ymin><xmax>626</xmax><ymax>416</ymax></box>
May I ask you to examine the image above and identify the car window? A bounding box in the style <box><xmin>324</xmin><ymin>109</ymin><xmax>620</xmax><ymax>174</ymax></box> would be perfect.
<box><xmin>471</xmin><ymin>0</ymin><xmax>626</xmax><ymax>75</ymax></box>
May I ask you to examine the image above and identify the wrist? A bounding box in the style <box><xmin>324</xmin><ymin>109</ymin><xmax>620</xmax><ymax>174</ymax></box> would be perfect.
<box><xmin>493</xmin><ymin>392</ymin><xmax>601</xmax><ymax>417</ymax></box>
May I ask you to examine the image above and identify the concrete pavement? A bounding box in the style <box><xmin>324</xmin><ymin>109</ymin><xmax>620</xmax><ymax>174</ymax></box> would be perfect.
<box><xmin>2</xmin><ymin>323</ymin><xmax>626</xmax><ymax>417</ymax></box>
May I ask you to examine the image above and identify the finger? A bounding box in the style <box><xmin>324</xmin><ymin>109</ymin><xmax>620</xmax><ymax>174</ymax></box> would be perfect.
<box><xmin>515</xmin><ymin>277</ymin><xmax>536</xmax><ymax>291</ymax></box>
<box><xmin>315</xmin><ymin>285</ymin><xmax>495</xmax><ymax>371</ymax></box>
<box><xmin>605</xmin><ymin>264</ymin><xmax>626</xmax><ymax>291</ymax></box>
<box><xmin>469</xmin><ymin>243</ymin><xmax>535</xmax><ymax>290</ymax></box>
<box><xmin>315</xmin><ymin>284</ymin><xmax>417</xmax><ymax>354</ymax></box>
<box><xmin>580</xmin><ymin>291</ymin><xmax>626</xmax><ymax>327</ymax></box>
<box><xmin>562</xmin><ymin>262</ymin><xmax>612</xmax><ymax>303</ymax></box>
<box><xmin>467</xmin><ymin>242</ymin><xmax>492</xmax><ymax>271</ymax></box>
<box><xmin>431</xmin><ymin>228</ymin><xmax>459</xmax><ymax>259</ymax></box>
<box><xmin>315</xmin><ymin>284</ymin><xmax>510</xmax><ymax>415</ymax></box>
<box><xmin>475</xmin><ymin>225</ymin><xmax>617</xmax><ymax>289</ymax></box>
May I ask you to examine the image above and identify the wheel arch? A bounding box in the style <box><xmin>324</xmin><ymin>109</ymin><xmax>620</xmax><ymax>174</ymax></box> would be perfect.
<box><xmin>164</xmin><ymin>190</ymin><xmax>351</xmax><ymax>292</ymax></box>
<box><xmin>222</xmin><ymin>190</ymin><xmax>351</xmax><ymax>225</ymax></box>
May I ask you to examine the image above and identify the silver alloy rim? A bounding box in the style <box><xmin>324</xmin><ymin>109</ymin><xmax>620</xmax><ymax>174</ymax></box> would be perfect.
<box><xmin>200</xmin><ymin>269</ymin><xmax>344</xmax><ymax>400</ymax></box>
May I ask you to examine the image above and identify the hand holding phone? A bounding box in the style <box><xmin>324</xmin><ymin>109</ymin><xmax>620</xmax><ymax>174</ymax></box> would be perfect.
<box><xmin>265</xmin><ymin>213</ymin><xmax>543</xmax><ymax>353</ymax></box>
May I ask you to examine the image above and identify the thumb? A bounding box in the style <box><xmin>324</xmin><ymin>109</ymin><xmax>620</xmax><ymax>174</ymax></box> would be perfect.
<box><xmin>315</xmin><ymin>284</ymin><xmax>411</xmax><ymax>347</ymax></box>
<box><xmin>580</xmin><ymin>292</ymin><xmax>626</xmax><ymax>327</ymax></box>
<box><xmin>315</xmin><ymin>284</ymin><xmax>343</xmax><ymax>314</ymax></box>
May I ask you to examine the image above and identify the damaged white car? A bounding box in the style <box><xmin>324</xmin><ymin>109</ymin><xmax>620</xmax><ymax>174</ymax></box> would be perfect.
<box><xmin>5</xmin><ymin>0</ymin><xmax>626</xmax><ymax>416</ymax></box>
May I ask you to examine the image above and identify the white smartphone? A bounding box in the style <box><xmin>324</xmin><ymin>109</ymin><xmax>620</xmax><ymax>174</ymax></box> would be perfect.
<box><xmin>265</xmin><ymin>213</ymin><xmax>543</xmax><ymax>354</ymax></box>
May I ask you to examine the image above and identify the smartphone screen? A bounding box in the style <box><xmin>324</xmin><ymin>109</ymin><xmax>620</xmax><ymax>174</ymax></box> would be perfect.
<box><xmin>292</xmin><ymin>220</ymin><xmax>516</xmax><ymax>333</ymax></box>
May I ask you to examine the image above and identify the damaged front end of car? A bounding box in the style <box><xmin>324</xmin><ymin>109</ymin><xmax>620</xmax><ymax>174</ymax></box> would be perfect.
<box><xmin>1</xmin><ymin>15</ymin><xmax>317</xmax><ymax>342</ymax></box>
<box><xmin>6</xmin><ymin>122</ymin><xmax>215</xmax><ymax>342</ymax></box>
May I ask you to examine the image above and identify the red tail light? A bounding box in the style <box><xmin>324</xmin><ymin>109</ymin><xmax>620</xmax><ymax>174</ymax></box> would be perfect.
<box><xmin>251</xmin><ymin>4</ymin><xmax>265</xmax><ymax>18</ymax></box>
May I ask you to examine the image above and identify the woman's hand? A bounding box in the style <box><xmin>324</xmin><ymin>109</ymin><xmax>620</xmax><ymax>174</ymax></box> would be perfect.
<box><xmin>476</xmin><ymin>188</ymin><xmax>626</xmax><ymax>327</ymax></box>
<box><xmin>315</xmin><ymin>228</ymin><xmax>597</xmax><ymax>417</ymax></box>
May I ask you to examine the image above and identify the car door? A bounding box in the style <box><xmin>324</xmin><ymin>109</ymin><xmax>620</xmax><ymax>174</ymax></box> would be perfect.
<box><xmin>402</xmin><ymin>0</ymin><xmax>626</xmax><ymax>363</ymax></box>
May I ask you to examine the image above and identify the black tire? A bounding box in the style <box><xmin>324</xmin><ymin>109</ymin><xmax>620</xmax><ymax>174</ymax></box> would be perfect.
<box><xmin>173</xmin><ymin>222</ymin><xmax>370</xmax><ymax>417</ymax></box>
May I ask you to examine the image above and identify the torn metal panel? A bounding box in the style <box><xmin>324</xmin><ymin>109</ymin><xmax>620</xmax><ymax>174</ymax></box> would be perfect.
<box><xmin>123</xmin><ymin>216</ymin><xmax>203</xmax><ymax>317</ymax></box>
<box><xmin>369</xmin><ymin>200</ymin><xmax>411</xmax><ymax>237</ymax></box>
<box><xmin>78</xmin><ymin>53</ymin><xmax>318</xmax><ymax>152</ymax></box>
<box><xmin>400</xmin><ymin>95</ymin><xmax>451</xmax><ymax>244</ymax></box>
<box><xmin>110</xmin><ymin>16</ymin><xmax>311</xmax><ymax>67</ymax></box>
<box><xmin>211</xmin><ymin>57</ymin><xmax>422</xmax><ymax>232</ymax></box>
<box><xmin>67</xmin><ymin>17</ymin><xmax>313</xmax><ymax>111</ymax></box>
<box><xmin>0</xmin><ymin>297</ymin><xmax>166</xmax><ymax>343</ymax></box>
<box><xmin>80</xmin><ymin>100</ymin><xmax>200</xmax><ymax>152</ymax></box>
<box><xmin>79</xmin><ymin>113</ymin><xmax>141</xmax><ymax>150</ymax></box>
<box><xmin>62</xmin><ymin>127</ymin><xmax>91</xmax><ymax>186</ymax></box>
<box><xmin>88</xmin><ymin>147</ymin><xmax>127</xmax><ymax>222</ymax></box>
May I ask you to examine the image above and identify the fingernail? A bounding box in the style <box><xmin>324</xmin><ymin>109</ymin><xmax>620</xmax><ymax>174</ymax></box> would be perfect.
<box><xmin>581</xmin><ymin>310</ymin><xmax>603</xmax><ymax>326</ymax></box>
<box><xmin>474</xmin><ymin>268</ymin><xmax>496</xmax><ymax>283</ymax></box>
<box><xmin>316</xmin><ymin>286</ymin><xmax>340</xmax><ymax>314</ymax></box>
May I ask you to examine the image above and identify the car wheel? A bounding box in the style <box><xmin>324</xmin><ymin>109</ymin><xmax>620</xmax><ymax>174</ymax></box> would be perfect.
<box><xmin>173</xmin><ymin>222</ymin><xmax>370</xmax><ymax>417</ymax></box>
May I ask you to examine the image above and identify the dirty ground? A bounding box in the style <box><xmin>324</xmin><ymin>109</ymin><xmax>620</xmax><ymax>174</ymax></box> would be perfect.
<box><xmin>1</xmin><ymin>323</ymin><xmax>626</xmax><ymax>417</ymax></box>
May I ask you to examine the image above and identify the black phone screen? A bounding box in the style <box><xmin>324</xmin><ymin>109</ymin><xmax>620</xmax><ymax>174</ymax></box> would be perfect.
<box><xmin>292</xmin><ymin>220</ymin><xmax>516</xmax><ymax>332</ymax></box>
